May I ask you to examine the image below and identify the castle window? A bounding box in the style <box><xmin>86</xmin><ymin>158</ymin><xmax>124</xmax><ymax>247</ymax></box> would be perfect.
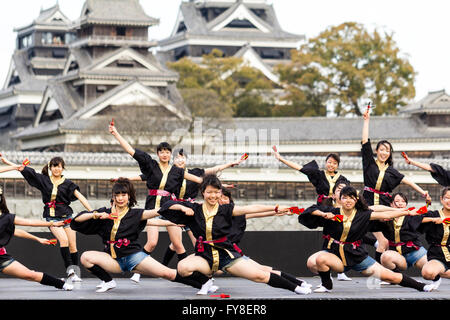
<box><xmin>116</xmin><ymin>27</ymin><xmax>126</xmax><ymax>36</ymax></box>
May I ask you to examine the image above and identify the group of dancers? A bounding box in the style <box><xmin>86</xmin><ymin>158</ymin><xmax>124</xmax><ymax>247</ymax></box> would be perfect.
<box><xmin>0</xmin><ymin>106</ymin><xmax>449</xmax><ymax>296</ymax></box>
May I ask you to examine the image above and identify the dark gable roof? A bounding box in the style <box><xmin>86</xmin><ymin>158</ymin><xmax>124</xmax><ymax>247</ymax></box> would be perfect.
<box><xmin>77</xmin><ymin>0</ymin><xmax>159</xmax><ymax>26</ymax></box>
<box><xmin>401</xmin><ymin>90</ymin><xmax>450</xmax><ymax>115</ymax></box>
<box><xmin>14</xmin><ymin>4</ymin><xmax>72</xmax><ymax>32</ymax></box>
<box><xmin>160</xmin><ymin>0</ymin><xmax>303</xmax><ymax>44</ymax></box>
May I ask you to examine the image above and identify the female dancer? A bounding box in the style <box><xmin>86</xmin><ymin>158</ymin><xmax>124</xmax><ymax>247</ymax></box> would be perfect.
<box><xmin>0</xmin><ymin>181</ymin><xmax>73</xmax><ymax>291</ymax></box>
<box><xmin>300</xmin><ymin>185</ymin><xmax>434</xmax><ymax>293</ymax></box>
<box><xmin>157</xmin><ymin>174</ymin><xmax>312</xmax><ymax>295</ymax></box>
<box><xmin>109</xmin><ymin>122</ymin><xmax>205</xmax><ymax>282</ymax></box>
<box><xmin>273</xmin><ymin>149</ymin><xmax>349</xmax><ymax>204</ymax></box>
<box><xmin>375</xmin><ymin>193</ymin><xmax>428</xmax><ymax>274</ymax></box>
<box><xmin>1</xmin><ymin>155</ymin><xmax>92</xmax><ymax>281</ymax></box>
<box><xmin>217</xmin><ymin>188</ymin><xmax>312</xmax><ymax>293</ymax></box>
<box><xmin>162</xmin><ymin>148</ymin><xmax>244</xmax><ymax>267</ymax></box>
<box><xmin>70</xmin><ymin>178</ymin><xmax>214</xmax><ymax>293</ymax></box>
<box><xmin>403</xmin><ymin>154</ymin><xmax>449</xmax><ymax>186</ymax></box>
<box><xmin>360</xmin><ymin>108</ymin><xmax>431</xmax><ymax>267</ymax></box>
<box><xmin>419</xmin><ymin>187</ymin><xmax>450</xmax><ymax>290</ymax></box>
<box><xmin>361</xmin><ymin>108</ymin><xmax>431</xmax><ymax>206</ymax></box>
<box><xmin>273</xmin><ymin>149</ymin><xmax>354</xmax><ymax>280</ymax></box>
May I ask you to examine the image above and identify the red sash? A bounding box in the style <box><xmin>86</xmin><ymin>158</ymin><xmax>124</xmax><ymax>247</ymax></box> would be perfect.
<box><xmin>196</xmin><ymin>236</ymin><xmax>227</xmax><ymax>252</ymax></box>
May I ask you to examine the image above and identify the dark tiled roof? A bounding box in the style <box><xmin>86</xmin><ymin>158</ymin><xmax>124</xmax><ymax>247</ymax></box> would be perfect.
<box><xmin>401</xmin><ymin>90</ymin><xmax>450</xmax><ymax>114</ymax></box>
<box><xmin>77</xmin><ymin>0</ymin><xmax>159</xmax><ymax>26</ymax></box>
<box><xmin>223</xmin><ymin>116</ymin><xmax>450</xmax><ymax>142</ymax></box>
<box><xmin>160</xmin><ymin>1</ymin><xmax>303</xmax><ymax>45</ymax></box>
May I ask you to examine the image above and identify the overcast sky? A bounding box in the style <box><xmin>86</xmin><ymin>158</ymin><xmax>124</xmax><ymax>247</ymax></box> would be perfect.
<box><xmin>0</xmin><ymin>0</ymin><xmax>448</xmax><ymax>101</ymax></box>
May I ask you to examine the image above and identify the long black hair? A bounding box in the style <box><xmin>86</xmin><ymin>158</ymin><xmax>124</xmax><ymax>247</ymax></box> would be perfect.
<box><xmin>112</xmin><ymin>178</ymin><xmax>137</xmax><ymax>207</ymax></box>
<box><xmin>41</xmin><ymin>157</ymin><xmax>65</xmax><ymax>176</ymax></box>
<box><xmin>339</xmin><ymin>186</ymin><xmax>369</xmax><ymax>211</ymax></box>
<box><xmin>376</xmin><ymin>140</ymin><xmax>394</xmax><ymax>166</ymax></box>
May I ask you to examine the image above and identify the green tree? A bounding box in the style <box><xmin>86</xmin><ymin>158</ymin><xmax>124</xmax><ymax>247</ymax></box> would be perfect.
<box><xmin>168</xmin><ymin>49</ymin><xmax>277</xmax><ymax>117</ymax></box>
<box><xmin>278</xmin><ymin>22</ymin><xmax>416</xmax><ymax>116</ymax></box>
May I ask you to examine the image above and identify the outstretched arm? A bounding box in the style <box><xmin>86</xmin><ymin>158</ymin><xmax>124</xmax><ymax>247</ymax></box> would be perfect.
<box><xmin>273</xmin><ymin>151</ymin><xmax>302</xmax><ymax>171</ymax></box>
<box><xmin>184</xmin><ymin>171</ymin><xmax>203</xmax><ymax>184</ymax></box>
<box><xmin>14</xmin><ymin>216</ymin><xmax>64</xmax><ymax>228</ymax></box>
<box><xmin>370</xmin><ymin>208</ymin><xmax>416</xmax><ymax>221</ymax></box>
<box><xmin>245</xmin><ymin>210</ymin><xmax>284</xmax><ymax>219</ymax></box>
<box><xmin>362</xmin><ymin>108</ymin><xmax>370</xmax><ymax>144</ymax></box>
<box><xmin>14</xmin><ymin>229</ymin><xmax>54</xmax><ymax>245</ymax></box>
<box><xmin>204</xmin><ymin>157</ymin><xmax>245</xmax><ymax>175</ymax></box>
<box><xmin>141</xmin><ymin>209</ymin><xmax>160</xmax><ymax>220</ymax></box>
<box><xmin>0</xmin><ymin>153</ymin><xmax>22</xmax><ymax>172</ymax></box>
<box><xmin>401</xmin><ymin>177</ymin><xmax>431</xmax><ymax>202</ymax></box>
<box><xmin>74</xmin><ymin>190</ymin><xmax>93</xmax><ymax>212</ymax></box>
<box><xmin>109</xmin><ymin>123</ymin><xmax>135</xmax><ymax>157</ymax></box>
<box><xmin>232</xmin><ymin>205</ymin><xmax>288</xmax><ymax>217</ymax></box>
<box><xmin>369</xmin><ymin>205</ymin><xmax>405</xmax><ymax>212</ymax></box>
<box><xmin>405</xmin><ymin>157</ymin><xmax>433</xmax><ymax>172</ymax></box>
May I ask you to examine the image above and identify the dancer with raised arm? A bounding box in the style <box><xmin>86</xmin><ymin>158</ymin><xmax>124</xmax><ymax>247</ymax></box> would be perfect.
<box><xmin>109</xmin><ymin>121</ymin><xmax>203</xmax><ymax>283</ymax></box>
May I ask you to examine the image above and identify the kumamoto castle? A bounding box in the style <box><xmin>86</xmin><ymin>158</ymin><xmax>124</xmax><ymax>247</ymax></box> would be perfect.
<box><xmin>0</xmin><ymin>0</ymin><xmax>449</xmax><ymax>232</ymax></box>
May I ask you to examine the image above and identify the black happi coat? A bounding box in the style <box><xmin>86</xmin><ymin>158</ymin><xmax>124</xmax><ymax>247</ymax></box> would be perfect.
<box><xmin>301</xmin><ymin>205</ymin><xmax>374</xmax><ymax>266</ymax></box>
<box><xmin>227</xmin><ymin>215</ymin><xmax>247</xmax><ymax>245</ymax></box>
<box><xmin>71</xmin><ymin>207</ymin><xmax>147</xmax><ymax>259</ymax></box>
<box><xmin>133</xmin><ymin>149</ymin><xmax>185</xmax><ymax>209</ymax></box>
<box><xmin>361</xmin><ymin>140</ymin><xmax>404</xmax><ymax>205</ymax></box>
<box><xmin>179</xmin><ymin>168</ymin><xmax>205</xmax><ymax>201</ymax></box>
<box><xmin>419</xmin><ymin>210</ymin><xmax>450</xmax><ymax>268</ymax></box>
<box><xmin>300</xmin><ymin>160</ymin><xmax>350</xmax><ymax>202</ymax></box>
<box><xmin>0</xmin><ymin>213</ymin><xmax>15</xmax><ymax>247</ymax></box>
<box><xmin>0</xmin><ymin>213</ymin><xmax>16</xmax><ymax>263</ymax></box>
<box><xmin>21</xmin><ymin>166</ymin><xmax>79</xmax><ymax>218</ymax></box>
<box><xmin>158</xmin><ymin>200</ymin><xmax>241</xmax><ymax>271</ymax></box>
<box><xmin>371</xmin><ymin>215</ymin><xmax>426</xmax><ymax>255</ymax></box>
<box><xmin>430</xmin><ymin>163</ymin><xmax>450</xmax><ymax>186</ymax></box>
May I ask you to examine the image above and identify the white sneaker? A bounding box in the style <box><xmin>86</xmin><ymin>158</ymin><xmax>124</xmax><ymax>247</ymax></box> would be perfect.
<box><xmin>130</xmin><ymin>273</ymin><xmax>140</xmax><ymax>283</ymax></box>
<box><xmin>301</xmin><ymin>281</ymin><xmax>312</xmax><ymax>288</ymax></box>
<box><xmin>67</xmin><ymin>268</ymin><xmax>75</xmax><ymax>277</ymax></box>
<box><xmin>316</xmin><ymin>275</ymin><xmax>333</xmax><ymax>288</ymax></box>
<box><xmin>432</xmin><ymin>278</ymin><xmax>442</xmax><ymax>291</ymax></box>
<box><xmin>208</xmin><ymin>285</ymin><xmax>219</xmax><ymax>294</ymax></box>
<box><xmin>96</xmin><ymin>280</ymin><xmax>117</xmax><ymax>293</ymax></box>
<box><xmin>423</xmin><ymin>283</ymin><xmax>435</xmax><ymax>292</ymax></box>
<box><xmin>96</xmin><ymin>281</ymin><xmax>105</xmax><ymax>288</ymax></box>
<box><xmin>197</xmin><ymin>278</ymin><xmax>214</xmax><ymax>295</ymax></box>
<box><xmin>62</xmin><ymin>282</ymin><xmax>74</xmax><ymax>291</ymax></box>
<box><xmin>295</xmin><ymin>285</ymin><xmax>312</xmax><ymax>295</ymax></box>
<box><xmin>313</xmin><ymin>285</ymin><xmax>332</xmax><ymax>293</ymax></box>
<box><xmin>337</xmin><ymin>273</ymin><xmax>352</xmax><ymax>281</ymax></box>
<box><xmin>70</xmin><ymin>273</ymin><xmax>82</xmax><ymax>282</ymax></box>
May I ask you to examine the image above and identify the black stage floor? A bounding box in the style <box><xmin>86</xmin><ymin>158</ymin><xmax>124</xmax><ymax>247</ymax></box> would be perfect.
<box><xmin>1</xmin><ymin>275</ymin><xmax>449</xmax><ymax>299</ymax></box>
<box><xmin>2</xmin><ymin>276</ymin><xmax>449</xmax><ymax>318</ymax></box>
